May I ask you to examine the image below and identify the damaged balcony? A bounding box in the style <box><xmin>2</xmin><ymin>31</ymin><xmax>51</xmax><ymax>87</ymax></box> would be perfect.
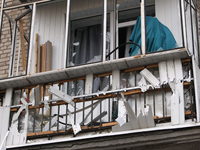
<box><xmin>0</xmin><ymin>0</ymin><xmax>200</xmax><ymax>149</ymax></box>
<box><xmin>0</xmin><ymin>58</ymin><xmax>197</xmax><ymax>147</ymax></box>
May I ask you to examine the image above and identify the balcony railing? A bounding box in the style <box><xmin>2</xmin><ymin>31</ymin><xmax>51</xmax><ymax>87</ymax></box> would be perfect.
<box><xmin>5</xmin><ymin>58</ymin><xmax>194</xmax><ymax>143</ymax></box>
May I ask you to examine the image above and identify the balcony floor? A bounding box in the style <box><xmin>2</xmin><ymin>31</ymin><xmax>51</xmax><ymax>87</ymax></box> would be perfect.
<box><xmin>0</xmin><ymin>48</ymin><xmax>189</xmax><ymax>90</ymax></box>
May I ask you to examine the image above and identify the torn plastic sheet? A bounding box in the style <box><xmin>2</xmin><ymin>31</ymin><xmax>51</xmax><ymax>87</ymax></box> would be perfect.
<box><xmin>138</xmin><ymin>77</ymin><xmax>154</xmax><ymax>92</ymax></box>
<box><xmin>7</xmin><ymin>98</ymin><xmax>29</xmax><ymax>145</ymax></box>
<box><xmin>138</xmin><ymin>77</ymin><xmax>148</xmax><ymax>92</ymax></box>
<box><xmin>43</xmin><ymin>97</ymin><xmax>50</xmax><ymax>115</ymax></box>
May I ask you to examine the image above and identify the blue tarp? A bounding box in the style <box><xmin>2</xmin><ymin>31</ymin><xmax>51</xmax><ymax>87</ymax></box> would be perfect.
<box><xmin>129</xmin><ymin>16</ymin><xmax>178</xmax><ymax>56</ymax></box>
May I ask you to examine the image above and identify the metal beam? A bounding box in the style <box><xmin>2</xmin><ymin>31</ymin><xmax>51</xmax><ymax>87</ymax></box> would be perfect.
<box><xmin>0</xmin><ymin>0</ymin><xmax>5</xmax><ymax>42</ymax></box>
<box><xmin>2</xmin><ymin>0</ymin><xmax>51</xmax><ymax>10</ymax></box>
<box><xmin>141</xmin><ymin>0</ymin><xmax>146</xmax><ymax>55</ymax></box>
<box><xmin>27</xmin><ymin>3</ymin><xmax>36</xmax><ymax>75</ymax></box>
<box><xmin>63</xmin><ymin>0</ymin><xmax>70</xmax><ymax>68</ymax></box>
<box><xmin>4</xmin><ymin>12</ymin><xmax>29</xmax><ymax>43</ymax></box>
<box><xmin>103</xmin><ymin>0</ymin><xmax>107</xmax><ymax>62</ymax></box>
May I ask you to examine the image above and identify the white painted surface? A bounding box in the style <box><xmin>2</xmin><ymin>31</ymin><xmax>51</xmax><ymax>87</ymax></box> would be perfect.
<box><xmin>144</xmin><ymin>105</ymin><xmax>155</xmax><ymax>128</ymax></box>
<box><xmin>140</xmin><ymin>68</ymin><xmax>160</xmax><ymax>88</ymax></box>
<box><xmin>112</xmin><ymin>70</ymin><xmax>120</xmax><ymax>90</ymax></box>
<box><xmin>155</xmin><ymin>0</ymin><xmax>183</xmax><ymax>48</ymax></box>
<box><xmin>123</xmin><ymin>101</ymin><xmax>140</xmax><ymax>129</ymax></box>
<box><xmin>85</xmin><ymin>74</ymin><xmax>93</xmax><ymax>94</ymax></box>
<box><xmin>192</xmin><ymin>56</ymin><xmax>200</xmax><ymax>122</ymax></box>
<box><xmin>167</xmin><ymin>60</ymin><xmax>175</xmax><ymax>82</ymax></box>
<box><xmin>1</xmin><ymin>88</ymin><xmax>12</xmax><ymax>147</ymax></box>
<box><xmin>184</xmin><ymin>2</ymin><xmax>193</xmax><ymax>55</ymax></box>
<box><xmin>174</xmin><ymin>59</ymin><xmax>184</xmax><ymax>124</ymax></box>
<box><xmin>31</xmin><ymin>1</ymin><xmax>67</xmax><ymax>74</ymax></box>
<box><xmin>48</xmin><ymin>86</ymin><xmax>74</xmax><ymax>107</ymax></box>
<box><xmin>159</xmin><ymin>61</ymin><xmax>168</xmax><ymax>85</ymax></box>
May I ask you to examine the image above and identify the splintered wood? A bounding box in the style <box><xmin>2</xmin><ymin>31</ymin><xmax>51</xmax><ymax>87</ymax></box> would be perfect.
<box><xmin>37</xmin><ymin>40</ymin><xmax>52</xmax><ymax>73</ymax></box>
<box><xmin>35</xmin><ymin>35</ymin><xmax>52</xmax><ymax>114</ymax></box>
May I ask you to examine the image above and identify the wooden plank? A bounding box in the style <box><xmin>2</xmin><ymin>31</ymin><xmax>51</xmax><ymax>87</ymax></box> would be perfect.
<box><xmin>39</xmin><ymin>45</ymin><xmax>42</xmax><ymax>72</ymax></box>
<box><xmin>121</xmin><ymin>66</ymin><xmax>145</xmax><ymax>73</ymax></box>
<box><xmin>19</xmin><ymin>18</ymin><xmax>26</xmax><ymax>72</ymax></box>
<box><xmin>46</xmin><ymin>41</ymin><xmax>52</xmax><ymax>71</ymax></box>
<box><xmin>27</xmin><ymin>133</ymin><xmax>36</xmax><ymax>136</ymax></box>
<box><xmin>41</xmin><ymin>44</ymin><xmax>47</xmax><ymax>72</ymax></box>
<box><xmin>35</xmin><ymin>34</ymin><xmax>39</xmax><ymax>73</ymax></box>
<box><xmin>146</xmin><ymin>64</ymin><xmax>158</xmax><ymax>69</ymax></box>
<box><xmin>37</xmin><ymin>130</ymin><xmax>56</xmax><ymax>135</ymax></box>
<box><xmin>94</xmin><ymin>72</ymin><xmax>112</xmax><ymax>78</ymax></box>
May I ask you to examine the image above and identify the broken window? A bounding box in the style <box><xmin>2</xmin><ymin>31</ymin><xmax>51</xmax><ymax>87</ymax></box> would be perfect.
<box><xmin>0</xmin><ymin>5</ymin><xmax>32</xmax><ymax>78</ymax></box>
<box><xmin>67</xmin><ymin>0</ymin><xmax>103</xmax><ymax>67</ymax></box>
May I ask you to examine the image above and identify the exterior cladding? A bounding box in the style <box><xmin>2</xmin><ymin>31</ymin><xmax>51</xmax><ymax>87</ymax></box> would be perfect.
<box><xmin>0</xmin><ymin>0</ymin><xmax>31</xmax><ymax>78</ymax></box>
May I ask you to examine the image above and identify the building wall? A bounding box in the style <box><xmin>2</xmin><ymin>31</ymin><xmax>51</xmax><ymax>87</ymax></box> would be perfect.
<box><xmin>0</xmin><ymin>0</ymin><xmax>31</xmax><ymax>78</ymax></box>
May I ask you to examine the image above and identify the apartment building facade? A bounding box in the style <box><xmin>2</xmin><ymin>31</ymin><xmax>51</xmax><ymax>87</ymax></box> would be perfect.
<box><xmin>0</xmin><ymin>0</ymin><xmax>200</xmax><ymax>149</ymax></box>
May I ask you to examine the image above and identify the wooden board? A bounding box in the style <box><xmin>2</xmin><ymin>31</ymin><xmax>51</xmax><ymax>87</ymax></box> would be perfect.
<box><xmin>35</xmin><ymin>34</ymin><xmax>38</xmax><ymax>73</ymax></box>
<box><xmin>19</xmin><ymin>18</ymin><xmax>26</xmax><ymax>72</ymax></box>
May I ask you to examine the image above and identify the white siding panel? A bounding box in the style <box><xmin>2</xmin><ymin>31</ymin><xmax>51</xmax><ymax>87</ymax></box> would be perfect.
<box><xmin>192</xmin><ymin>56</ymin><xmax>200</xmax><ymax>122</ymax></box>
<box><xmin>31</xmin><ymin>2</ymin><xmax>67</xmax><ymax>74</ymax></box>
